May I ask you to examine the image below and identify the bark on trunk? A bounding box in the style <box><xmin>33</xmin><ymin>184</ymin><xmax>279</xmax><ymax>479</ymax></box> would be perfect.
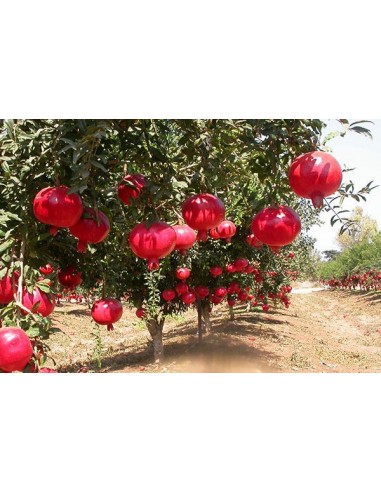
<box><xmin>246</xmin><ymin>302</ymin><xmax>251</xmax><ymax>313</ymax></box>
<box><xmin>146</xmin><ymin>318</ymin><xmax>164</xmax><ymax>363</ymax></box>
<box><xmin>197</xmin><ymin>301</ymin><xmax>203</xmax><ymax>342</ymax></box>
<box><xmin>229</xmin><ymin>305</ymin><xmax>235</xmax><ymax>321</ymax></box>
<box><xmin>201</xmin><ymin>303</ymin><xmax>212</xmax><ymax>332</ymax></box>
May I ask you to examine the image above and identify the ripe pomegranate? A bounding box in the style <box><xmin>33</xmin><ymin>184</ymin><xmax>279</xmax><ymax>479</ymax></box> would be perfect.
<box><xmin>214</xmin><ymin>287</ymin><xmax>227</xmax><ymax>298</ymax></box>
<box><xmin>0</xmin><ymin>328</ymin><xmax>33</xmax><ymax>372</ymax></box>
<box><xmin>238</xmin><ymin>290</ymin><xmax>248</xmax><ymax>302</ymax></box>
<box><xmin>22</xmin><ymin>288</ymin><xmax>55</xmax><ymax>317</ymax></box>
<box><xmin>91</xmin><ymin>298</ymin><xmax>123</xmax><ymax>331</ymax></box>
<box><xmin>33</xmin><ymin>185</ymin><xmax>83</xmax><ymax>236</ymax></box>
<box><xmin>118</xmin><ymin>174</ymin><xmax>146</xmax><ymax>205</ymax></box>
<box><xmin>226</xmin><ymin>264</ymin><xmax>236</xmax><ymax>274</ymax></box>
<box><xmin>162</xmin><ymin>289</ymin><xmax>176</xmax><ymax>302</ymax></box>
<box><xmin>0</xmin><ymin>272</ymin><xmax>17</xmax><ymax>305</ymax></box>
<box><xmin>69</xmin><ymin>207</ymin><xmax>110</xmax><ymax>253</ymax></box>
<box><xmin>211</xmin><ymin>295</ymin><xmax>223</xmax><ymax>304</ymax></box>
<box><xmin>234</xmin><ymin>258</ymin><xmax>249</xmax><ymax>272</ymax></box>
<box><xmin>129</xmin><ymin>221</ymin><xmax>176</xmax><ymax>270</ymax></box>
<box><xmin>245</xmin><ymin>265</ymin><xmax>256</xmax><ymax>274</ymax></box>
<box><xmin>210</xmin><ymin>266</ymin><xmax>223</xmax><ymax>278</ymax></box>
<box><xmin>262</xmin><ymin>304</ymin><xmax>270</xmax><ymax>312</ymax></box>
<box><xmin>251</xmin><ymin>205</ymin><xmax>301</xmax><ymax>253</ymax></box>
<box><xmin>58</xmin><ymin>266</ymin><xmax>82</xmax><ymax>288</ymax></box>
<box><xmin>176</xmin><ymin>267</ymin><xmax>191</xmax><ymax>281</ymax></box>
<box><xmin>194</xmin><ymin>285</ymin><xmax>209</xmax><ymax>299</ymax></box>
<box><xmin>227</xmin><ymin>298</ymin><xmax>236</xmax><ymax>307</ymax></box>
<box><xmin>182</xmin><ymin>193</ymin><xmax>225</xmax><ymax>241</ymax></box>
<box><xmin>246</xmin><ymin>234</ymin><xmax>263</xmax><ymax>248</ymax></box>
<box><xmin>136</xmin><ymin>308</ymin><xmax>146</xmax><ymax>319</ymax></box>
<box><xmin>289</xmin><ymin>151</ymin><xmax>342</xmax><ymax>208</ymax></box>
<box><xmin>173</xmin><ymin>225</ymin><xmax>196</xmax><ymax>255</ymax></box>
<box><xmin>175</xmin><ymin>283</ymin><xmax>189</xmax><ymax>296</ymax></box>
<box><xmin>39</xmin><ymin>264</ymin><xmax>54</xmax><ymax>275</ymax></box>
<box><xmin>209</xmin><ymin>228</ymin><xmax>221</xmax><ymax>240</ymax></box>
<box><xmin>228</xmin><ymin>282</ymin><xmax>240</xmax><ymax>294</ymax></box>
<box><xmin>288</xmin><ymin>252</ymin><xmax>295</xmax><ymax>259</ymax></box>
<box><xmin>181</xmin><ymin>292</ymin><xmax>196</xmax><ymax>305</ymax></box>
<box><xmin>216</xmin><ymin>220</ymin><xmax>236</xmax><ymax>242</ymax></box>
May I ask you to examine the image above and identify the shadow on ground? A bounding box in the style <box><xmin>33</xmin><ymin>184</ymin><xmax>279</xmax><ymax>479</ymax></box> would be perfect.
<box><xmin>59</xmin><ymin>309</ymin><xmax>286</xmax><ymax>373</ymax></box>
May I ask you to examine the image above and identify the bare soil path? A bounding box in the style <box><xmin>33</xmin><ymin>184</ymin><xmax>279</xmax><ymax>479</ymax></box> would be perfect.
<box><xmin>47</xmin><ymin>289</ymin><xmax>381</xmax><ymax>373</ymax></box>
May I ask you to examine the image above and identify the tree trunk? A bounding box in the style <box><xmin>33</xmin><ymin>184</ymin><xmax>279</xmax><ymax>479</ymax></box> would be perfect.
<box><xmin>229</xmin><ymin>305</ymin><xmax>235</xmax><ymax>321</ymax></box>
<box><xmin>246</xmin><ymin>302</ymin><xmax>251</xmax><ymax>313</ymax></box>
<box><xmin>146</xmin><ymin>318</ymin><xmax>164</xmax><ymax>363</ymax></box>
<box><xmin>201</xmin><ymin>303</ymin><xmax>212</xmax><ymax>332</ymax></box>
<box><xmin>197</xmin><ymin>301</ymin><xmax>203</xmax><ymax>342</ymax></box>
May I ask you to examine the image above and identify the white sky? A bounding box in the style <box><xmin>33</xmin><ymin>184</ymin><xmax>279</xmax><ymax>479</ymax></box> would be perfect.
<box><xmin>308</xmin><ymin>119</ymin><xmax>381</xmax><ymax>252</ymax></box>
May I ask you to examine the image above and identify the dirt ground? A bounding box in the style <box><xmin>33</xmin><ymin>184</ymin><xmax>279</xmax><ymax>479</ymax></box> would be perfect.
<box><xmin>45</xmin><ymin>285</ymin><xmax>381</xmax><ymax>373</ymax></box>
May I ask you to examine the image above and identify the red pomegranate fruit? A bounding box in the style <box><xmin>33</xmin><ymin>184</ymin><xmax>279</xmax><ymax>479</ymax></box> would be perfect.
<box><xmin>58</xmin><ymin>266</ymin><xmax>82</xmax><ymax>288</ymax></box>
<box><xmin>214</xmin><ymin>287</ymin><xmax>227</xmax><ymax>298</ymax></box>
<box><xmin>234</xmin><ymin>258</ymin><xmax>249</xmax><ymax>272</ymax></box>
<box><xmin>39</xmin><ymin>264</ymin><xmax>54</xmax><ymax>275</ymax></box>
<box><xmin>91</xmin><ymin>298</ymin><xmax>123</xmax><ymax>331</ymax></box>
<box><xmin>210</xmin><ymin>266</ymin><xmax>223</xmax><ymax>278</ymax></box>
<box><xmin>175</xmin><ymin>283</ymin><xmax>189</xmax><ymax>296</ymax></box>
<box><xmin>176</xmin><ymin>267</ymin><xmax>191</xmax><ymax>281</ymax></box>
<box><xmin>181</xmin><ymin>292</ymin><xmax>196</xmax><ymax>305</ymax></box>
<box><xmin>162</xmin><ymin>289</ymin><xmax>176</xmax><ymax>302</ymax></box>
<box><xmin>0</xmin><ymin>272</ymin><xmax>17</xmax><ymax>305</ymax></box>
<box><xmin>246</xmin><ymin>234</ymin><xmax>263</xmax><ymax>248</ymax></box>
<box><xmin>216</xmin><ymin>220</ymin><xmax>236</xmax><ymax>242</ymax></box>
<box><xmin>289</xmin><ymin>151</ymin><xmax>342</xmax><ymax>208</ymax></box>
<box><xmin>136</xmin><ymin>308</ymin><xmax>146</xmax><ymax>319</ymax></box>
<box><xmin>69</xmin><ymin>207</ymin><xmax>110</xmax><ymax>253</ymax></box>
<box><xmin>33</xmin><ymin>185</ymin><xmax>83</xmax><ymax>236</ymax></box>
<box><xmin>182</xmin><ymin>193</ymin><xmax>225</xmax><ymax>241</ymax></box>
<box><xmin>118</xmin><ymin>174</ymin><xmax>146</xmax><ymax>205</ymax></box>
<box><xmin>227</xmin><ymin>298</ymin><xmax>236</xmax><ymax>307</ymax></box>
<box><xmin>129</xmin><ymin>221</ymin><xmax>177</xmax><ymax>270</ymax></box>
<box><xmin>251</xmin><ymin>205</ymin><xmax>301</xmax><ymax>253</ymax></box>
<box><xmin>209</xmin><ymin>228</ymin><xmax>221</xmax><ymax>240</ymax></box>
<box><xmin>226</xmin><ymin>264</ymin><xmax>236</xmax><ymax>274</ymax></box>
<box><xmin>194</xmin><ymin>285</ymin><xmax>209</xmax><ymax>299</ymax></box>
<box><xmin>0</xmin><ymin>328</ymin><xmax>33</xmax><ymax>373</ymax></box>
<box><xmin>173</xmin><ymin>225</ymin><xmax>196</xmax><ymax>255</ymax></box>
<box><xmin>22</xmin><ymin>288</ymin><xmax>55</xmax><ymax>317</ymax></box>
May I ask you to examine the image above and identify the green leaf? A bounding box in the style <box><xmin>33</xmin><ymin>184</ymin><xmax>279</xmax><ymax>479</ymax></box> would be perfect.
<box><xmin>0</xmin><ymin>238</ymin><xmax>14</xmax><ymax>254</ymax></box>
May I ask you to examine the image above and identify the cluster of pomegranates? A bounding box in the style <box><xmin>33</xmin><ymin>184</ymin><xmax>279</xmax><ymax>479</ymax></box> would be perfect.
<box><xmin>132</xmin><ymin>259</ymin><xmax>295</xmax><ymax>316</ymax></box>
<box><xmin>324</xmin><ymin>270</ymin><xmax>381</xmax><ymax>291</ymax></box>
<box><xmin>33</xmin><ymin>186</ymin><xmax>110</xmax><ymax>253</ymax></box>
<box><xmin>127</xmin><ymin>151</ymin><xmax>343</xmax><ymax>267</ymax></box>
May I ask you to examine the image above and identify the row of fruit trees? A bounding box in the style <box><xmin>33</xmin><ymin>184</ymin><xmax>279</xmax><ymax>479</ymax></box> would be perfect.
<box><xmin>0</xmin><ymin>119</ymin><xmax>375</xmax><ymax>372</ymax></box>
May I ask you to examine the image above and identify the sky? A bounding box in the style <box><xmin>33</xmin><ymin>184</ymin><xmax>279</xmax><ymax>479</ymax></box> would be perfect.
<box><xmin>308</xmin><ymin>119</ymin><xmax>381</xmax><ymax>252</ymax></box>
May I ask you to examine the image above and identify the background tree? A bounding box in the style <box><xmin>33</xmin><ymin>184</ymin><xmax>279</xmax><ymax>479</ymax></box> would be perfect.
<box><xmin>336</xmin><ymin>206</ymin><xmax>378</xmax><ymax>250</ymax></box>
